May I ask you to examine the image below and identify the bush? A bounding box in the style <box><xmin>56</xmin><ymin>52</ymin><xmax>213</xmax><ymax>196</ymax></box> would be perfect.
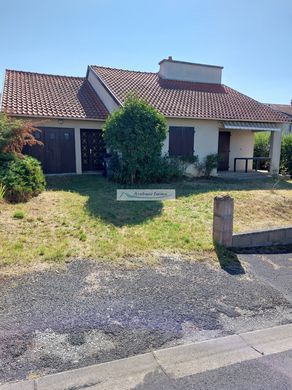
<box><xmin>254</xmin><ymin>132</ymin><xmax>270</xmax><ymax>169</ymax></box>
<box><xmin>103</xmin><ymin>94</ymin><xmax>167</xmax><ymax>184</ymax></box>
<box><xmin>196</xmin><ymin>154</ymin><xmax>220</xmax><ymax>178</ymax></box>
<box><xmin>0</xmin><ymin>156</ymin><xmax>46</xmax><ymax>203</ymax></box>
<box><xmin>280</xmin><ymin>134</ymin><xmax>292</xmax><ymax>176</ymax></box>
<box><xmin>107</xmin><ymin>153</ymin><xmax>182</xmax><ymax>183</ymax></box>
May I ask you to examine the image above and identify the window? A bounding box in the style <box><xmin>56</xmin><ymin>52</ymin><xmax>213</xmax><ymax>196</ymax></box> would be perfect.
<box><xmin>169</xmin><ymin>126</ymin><xmax>194</xmax><ymax>157</ymax></box>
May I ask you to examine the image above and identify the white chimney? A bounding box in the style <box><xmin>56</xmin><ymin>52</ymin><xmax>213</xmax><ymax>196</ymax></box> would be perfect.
<box><xmin>158</xmin><ymin>57</ymin><xmax>223</xmax><ymax>84</ymax></box>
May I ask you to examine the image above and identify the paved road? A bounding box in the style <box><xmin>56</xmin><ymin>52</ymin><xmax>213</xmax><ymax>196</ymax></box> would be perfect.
<box><xmin>239</xmin><ymin>252</ymin><xmax>292</xmax><ymax>301</ymax></box>
<box><xmin>134</xmin><ymin>350</ymin><xmax>292</xmax><ymax>390</ymax></box>
<box><xmin>1</xmin><ymin>253</ymin><xmax>292</xmax><ymax>383</ymax></box>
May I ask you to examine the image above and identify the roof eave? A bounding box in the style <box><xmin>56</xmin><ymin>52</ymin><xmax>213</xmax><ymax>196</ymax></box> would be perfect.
<box><xmin>164</xmin><ymin>115</ymin><xmax>287</xmax><ymax>123</ymax></box>
<box><xmin>0</xmin><ymin>112</ymin><xmax>106</xmax><ymax>122</ymax></box>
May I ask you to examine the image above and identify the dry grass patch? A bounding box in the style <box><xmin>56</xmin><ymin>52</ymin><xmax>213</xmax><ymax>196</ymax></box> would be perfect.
<box><xmin>0</xmin><ymin>175</ymin><xmax>291</xmax><ymax>272</ymax></box>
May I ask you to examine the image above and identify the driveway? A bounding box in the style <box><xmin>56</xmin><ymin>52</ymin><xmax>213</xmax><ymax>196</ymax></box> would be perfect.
<box><xmin>1</xmin><ymin>255</ymin><xmax>292</xmax><ymax>384</ymax></box>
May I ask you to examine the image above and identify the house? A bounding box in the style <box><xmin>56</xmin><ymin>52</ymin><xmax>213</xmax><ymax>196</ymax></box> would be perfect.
<box><xmin>0</xmin><ymin>57</ymin><xmax>288</xmax><ymax>175</ymax></box>
<box><xmin>266</xmin><ymin>102</ymin><xmax>292</xmax><ymax>135</ymax></box>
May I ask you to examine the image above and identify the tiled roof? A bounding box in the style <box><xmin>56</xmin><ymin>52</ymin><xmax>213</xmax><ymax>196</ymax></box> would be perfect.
<box><xmin>1</xmin><ymin>70</ymin><xmax>108</xmax><ymax>120</ymax></box>
<box><xmin>266</xmin><ymin>103</ymin><xmax>292</xmax><ymax>119</ymax></box>
<box><xmin>91</xmin><ymin>66</ymin><xmax>288</xmax><ymax>122</ymax></box>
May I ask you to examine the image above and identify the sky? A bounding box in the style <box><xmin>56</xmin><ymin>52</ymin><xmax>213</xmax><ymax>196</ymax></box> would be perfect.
<box><xmin>1</xmin><ymin>0</ymin><xmax>291</xmax><ymax>104</ymax></box>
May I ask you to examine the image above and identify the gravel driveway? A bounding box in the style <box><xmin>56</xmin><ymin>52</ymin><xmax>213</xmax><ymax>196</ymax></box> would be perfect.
<box><xmin>1</xmin><ymin>256</ymin><xmax>292</xmax><ymax>384</ymax></box>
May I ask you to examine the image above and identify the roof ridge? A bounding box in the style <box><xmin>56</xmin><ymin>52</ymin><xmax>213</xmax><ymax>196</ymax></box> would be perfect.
<box><xmin>91</xmin><ymin>65</ymin><xmax>157</xmax><ymax>75</ymax></box>
<box><xmin>5</xmin><ymin>69</ymin><xmax>85</xmax><ymax>80</ymax></box>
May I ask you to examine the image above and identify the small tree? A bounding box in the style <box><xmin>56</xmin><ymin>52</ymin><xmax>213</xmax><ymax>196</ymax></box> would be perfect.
<box><xmin>0</xmin><ymin>113</ymin><xmax>42</xmax><ymax>156</ymax></box>
<box><xmin>103</xmin><ymin>94</ymin><xmax>167</xmax><ymax>183</ymax></box>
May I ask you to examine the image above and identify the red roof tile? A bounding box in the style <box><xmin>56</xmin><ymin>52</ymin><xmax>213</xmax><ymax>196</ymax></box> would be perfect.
<box><xmin>266</xmin><ymin>103</ymin><xmax>292</xmax><ymax>119</ymax></box>
<box><xmin>1</xmin><ymin>70</ymin><xmax>108</xmax><ymax>120</ymax></box>
<box><xmin>91</xmin><ymin>66</ymin><xmax>287</xmax><ymax>122</ymax></box>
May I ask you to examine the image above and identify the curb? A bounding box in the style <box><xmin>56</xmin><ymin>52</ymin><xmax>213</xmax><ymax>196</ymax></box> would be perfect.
<box><xmin>1</xmin><ymin>323</ymin><xmax>292</xmax><ymax>390</ymax></box>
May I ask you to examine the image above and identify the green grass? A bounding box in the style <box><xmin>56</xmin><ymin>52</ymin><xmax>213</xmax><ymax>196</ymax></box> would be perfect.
<box><xmin>13</xmin><ymin>210</ymin><xmax>25</xmax><ymax>219</ymax></box>
<box><xmin>0</xmin><ymin>175</ymin><xmax>291</xmax><ymax>270</ymax></box>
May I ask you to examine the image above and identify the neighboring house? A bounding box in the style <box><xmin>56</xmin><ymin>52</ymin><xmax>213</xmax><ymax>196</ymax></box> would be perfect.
<box><xmin>266</xmin><ymin>103</ymin><xmax>292</xmax><ymax>135</ymax></box>
<box><xmin>0</xmin><ymin>57</ymin><xmax>288</xmax><ymax>175</ymax></box>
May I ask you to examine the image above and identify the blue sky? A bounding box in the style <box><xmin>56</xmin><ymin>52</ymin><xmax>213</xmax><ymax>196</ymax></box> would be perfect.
<box><xmin>1</xmin><ymin>0</ymin><xmax>291</xmax><ymax>103</ymax></box>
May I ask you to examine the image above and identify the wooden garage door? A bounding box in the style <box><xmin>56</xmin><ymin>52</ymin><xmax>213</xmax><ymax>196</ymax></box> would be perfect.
<box><xmin>24</xmin><ymin>127</ymin><xmax>76</xmax><ymax>174</ymax></box>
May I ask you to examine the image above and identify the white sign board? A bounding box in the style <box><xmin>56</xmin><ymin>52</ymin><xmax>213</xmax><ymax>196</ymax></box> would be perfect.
<box><xmin>117</xmin><ymin>189</ymin><xmax>176</xmax><ymax>201</ymax></box>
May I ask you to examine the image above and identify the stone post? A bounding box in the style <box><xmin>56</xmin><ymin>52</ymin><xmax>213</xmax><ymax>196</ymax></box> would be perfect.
<box><xmin>213</xmin><ymin>195</ymin><xmax>234</xmax><ymax>247</ymax></box>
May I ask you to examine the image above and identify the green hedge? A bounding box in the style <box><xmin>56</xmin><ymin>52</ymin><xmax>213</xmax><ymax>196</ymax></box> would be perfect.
<box><xmin>254</xmin><ymin>132</ymin><xmax>292</xmax><ymax>176</ymax></box>
<box><xmin>280</xmin><ymin>134</ymin><xmax>292</xmax><ymax>176</ymax></box>
<box><xmin>0</xmin><ymin>155</ymin><xmax>46</xmax><ymax>203</ymax></box>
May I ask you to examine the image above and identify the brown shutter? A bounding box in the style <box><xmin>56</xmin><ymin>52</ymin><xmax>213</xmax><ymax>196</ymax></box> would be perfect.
<box><xmin>169</xmin><ymin>126</ymin><xmax>194</xmax><ymax>157</ymax></box>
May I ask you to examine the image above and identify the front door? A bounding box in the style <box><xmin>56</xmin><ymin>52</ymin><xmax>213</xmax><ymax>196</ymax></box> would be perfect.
<box><xmin>218</xmin><ymin>131</ymin><xmax>231</xmax><ymax>171</ymax></box>
<box><xmin>81</xmin><ymin>129</ymin><xmax>105</xmax><ymax>171</ymax></box>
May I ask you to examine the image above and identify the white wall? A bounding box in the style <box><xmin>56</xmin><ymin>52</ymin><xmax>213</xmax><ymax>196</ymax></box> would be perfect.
<box><xmin>87</xmin><ymin>67</ymin><xmax>120</xmax><ymax>113</ymax></box>
<box><xmin>159</xmin><ymin>59</ymin><xmax>222</xmax><ymax>84</ymax></box>
<box><xmin>165</xmin><ymin>118</ymin><xmax>220</xmax><ymax>161</ymax></box>
<box><xmin>228</xmin><ymin>130</ymin><xmax>254</xmax><ymax>171</ymax></box>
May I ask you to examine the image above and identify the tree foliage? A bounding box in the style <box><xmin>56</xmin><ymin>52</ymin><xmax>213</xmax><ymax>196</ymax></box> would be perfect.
<box><xmin>280</xmin><ymin>134</ymin><xmax>292</xmax><ymax>176</ymax></box>
<box><xmin>103</xmin><ymin>94</ymin><xmax>168</xmax><ymax>183</ymax></box>
<box><xmin>0</xmin><ymin>113</ymin><xmax>42</xmax><ymax>156</ymax></box>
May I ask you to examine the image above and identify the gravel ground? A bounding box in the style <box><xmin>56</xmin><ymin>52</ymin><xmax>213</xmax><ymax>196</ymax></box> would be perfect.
<box><xmin>1</xmin><ymin>256</ymin><xmax>292</xmax><ymax>384</ymax></box>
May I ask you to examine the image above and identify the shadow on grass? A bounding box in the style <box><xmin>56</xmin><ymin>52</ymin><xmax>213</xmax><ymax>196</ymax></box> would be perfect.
<box><xmin>214</xmin><ymin>243</ymin><xmax>245</xmax><ymax>275</ymax></box>
<box><xmin>46</xmin><ymin>175</ymin><xmax>163</xmax><ymax>227</ymax></box>
<box><xmin>46</xmin><ymin>174</ymin><xmax>292</xmax><ymax>227</ymax></box>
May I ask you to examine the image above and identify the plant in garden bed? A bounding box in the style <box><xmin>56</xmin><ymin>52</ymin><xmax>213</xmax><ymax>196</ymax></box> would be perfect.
<box><xmin>0</xmin><ymin>113</ymin><xmax>46</xmax><ymax>203</ymax></box>
<box><xmin>196</xmin><ymin>154</ymin><xmax>220</xmax><ymax>178</ymax></box>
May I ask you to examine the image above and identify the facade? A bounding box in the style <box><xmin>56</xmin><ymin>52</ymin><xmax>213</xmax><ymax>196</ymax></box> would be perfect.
<box><xmin>1</xmin><ymin>58</ymin><xmax>288</xmax><ymax>175</ymax></box>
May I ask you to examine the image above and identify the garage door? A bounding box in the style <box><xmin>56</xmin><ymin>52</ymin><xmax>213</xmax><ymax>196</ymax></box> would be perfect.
<box><xmin>24</xmin><ymin>127</ymin><xmax>76</xmax><ymax>174</ymax></box>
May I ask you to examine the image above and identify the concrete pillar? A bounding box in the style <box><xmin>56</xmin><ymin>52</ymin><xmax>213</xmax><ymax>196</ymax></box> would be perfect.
<box><xmin>269</xmin><ymin>131</ymin><xmax>282</xmax><ymax>174</ymax></box>
<box><xmin>74</xmin><ymin>127</ymin><xmax>82</xmax><ymax>174</ymax></box>
<box><xmin>213</xmin><ymin>195</ymin><xmax>234</xmax><ymax>247</ymax></box>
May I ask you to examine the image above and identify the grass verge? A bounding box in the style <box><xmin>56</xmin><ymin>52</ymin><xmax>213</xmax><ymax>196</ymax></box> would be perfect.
<box><xmin>0</xmin><ymin>175</ymin><xmax>291</xmax><ymax>270</ymax></box>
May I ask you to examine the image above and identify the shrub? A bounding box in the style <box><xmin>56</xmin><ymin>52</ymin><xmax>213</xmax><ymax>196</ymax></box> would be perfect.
<box><xmin>103</xmin><ymin>94</ymin><xmax>167</xmax><ymax>184</ymax></box>
<box><xmin>254</xmin><ymin>132</ymin><xmax>270</xmax><ymax>169</ymax></box>
<box><xmin>0</xmin><ymin>156</ymin><xmax>46</xmax><ymax>203</ymax></box>
<box><xmin>280</xmin><ymin>134</ymin><xmax>292</xmax><ymax>176</ymax></box>
<box><xmin>107</xmin><ymin>153</ymin><xmax>182</xmax><ymax>183</ymax></box>
<box><xmin>196</xmin><ymin>154</ymin><xmax>220</xmax><ymax>178</ymax></box>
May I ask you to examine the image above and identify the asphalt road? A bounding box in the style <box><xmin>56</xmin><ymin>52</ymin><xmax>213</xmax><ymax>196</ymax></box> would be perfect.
<box><xmin>239</xmin><ymin>252</ymin><xmax>292</xmax><ymax>302</ymax></box>
<box><xmin>1</xmin><ymin>253</ymin><xmax>292</xmax><ymax>384</ymax></box>
<box><xmin>133</xmin><ymin>349</ymin><xmax>292</xmax><ymax>390</ymax></box>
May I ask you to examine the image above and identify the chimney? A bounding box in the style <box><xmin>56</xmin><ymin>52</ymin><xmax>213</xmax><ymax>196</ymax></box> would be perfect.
<box><xmin>158</xmin><ymin>57</ymin><xmax>223</xmax><ymax>84</ymax></box>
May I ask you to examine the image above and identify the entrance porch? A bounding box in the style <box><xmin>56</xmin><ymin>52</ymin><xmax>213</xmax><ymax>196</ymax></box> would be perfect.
<box><xmin>217</xmin><ymin>121</ymin><xmax>282</xmax><ymax>175</ymax></box>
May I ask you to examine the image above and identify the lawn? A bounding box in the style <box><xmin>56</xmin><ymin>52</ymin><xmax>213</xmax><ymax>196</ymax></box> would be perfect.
<box><xmin>0</xmin><ymin>175</ymin><xmax>291</xmax><ymax>270</ymax></box>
